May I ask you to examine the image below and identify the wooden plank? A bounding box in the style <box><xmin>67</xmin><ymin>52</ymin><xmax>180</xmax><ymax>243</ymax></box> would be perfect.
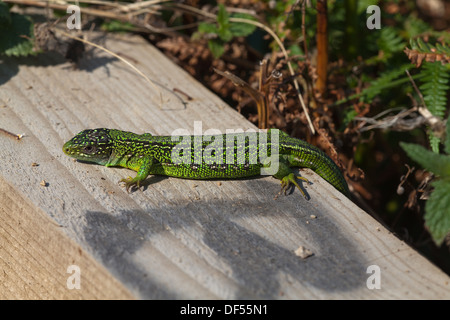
<box><xmin>0</xmin><ymin>32</ymin><xmax>449</xmax><ymax>299</ymax></box>
<box><xmin>0</xmin><ymin>177</ymin><xmax>134</xmax><ymax>299</ymax></box>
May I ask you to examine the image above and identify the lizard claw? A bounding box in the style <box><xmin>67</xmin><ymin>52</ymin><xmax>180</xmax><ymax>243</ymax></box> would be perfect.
<box><xmin>119</xmin><ymin>176</ymin><xmax>141</xmax><ymax>193</ymax></box>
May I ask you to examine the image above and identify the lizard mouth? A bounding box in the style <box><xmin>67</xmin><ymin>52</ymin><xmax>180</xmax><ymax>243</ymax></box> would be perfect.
<box><xmin>62</xmin><ymin>141</ymin><xmax>74</xmax><ymax>155</ymax></box>
<box><xmin>62</xmin><ymin>141</ymin><xmax>87</xmax><ymax>158</ymax></box>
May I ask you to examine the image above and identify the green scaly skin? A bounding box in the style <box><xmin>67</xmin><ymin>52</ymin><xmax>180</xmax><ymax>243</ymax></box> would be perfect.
<box><xmin>63</xmin><ymin>128</ymin><xmax>350</xmax><ymax>199</ymax></box>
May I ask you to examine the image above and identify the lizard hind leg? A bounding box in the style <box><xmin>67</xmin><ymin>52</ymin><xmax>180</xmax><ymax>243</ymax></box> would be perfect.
<box><xmin>273</xmin><ymin>159</ymin><xmax>311</xmax><ymax>199</ymax></box>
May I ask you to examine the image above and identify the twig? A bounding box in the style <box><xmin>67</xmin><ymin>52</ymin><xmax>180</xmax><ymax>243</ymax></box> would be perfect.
<box><xmin>5</xmin><ymin>0</ymin><xmax>130</xmax><ymax>20</ymax></box>
<box><xmin>169</xmin><ymin>2</ymin><xmax>316</xmax><ymax>133</ymax></box>
<box><xmin>0</xmin><ymin>128</ymin><xmax>24</xmax><ymax>140</ymax></box>
<box><xmin>354</xmin><ymin>107</ymin><xmax>425</xmax><ymax>132</ymax></box>
<box><xmin>173</xmin><ymin>88</ymin><xmax>193</xmax><ymax>101</ymax></box>
<box><xmin>405</xmin><ymin>69</ymin><xmax>426</xmax><ymax>109</ymax></box>
<box><xmin>213</xmin><ymin>68</ymin><xmax>266</xmax><ymax>128</ymax></box>
<box><xmin>116</xmin><ymin>0</ymin><xmax>170</xmax><ymax>13</ymax></box>
<box><xmin>301</xmin><ymin>0</ymin><xmax>308</xmax><ymax>61</ymax></box>
<box><xmin>258</xmin><ymin>60</ymin><xmax>269</xmax><ymax>129</ymax></box>
<box><xmin>57</xmin><ymin>30</ymin><xmax>164</xmax><ymax>108</ymax></box>
<box><xmin>229</xmin><ymin>17</ymin><xmax>315</xmax><ymax>134</ymax></box>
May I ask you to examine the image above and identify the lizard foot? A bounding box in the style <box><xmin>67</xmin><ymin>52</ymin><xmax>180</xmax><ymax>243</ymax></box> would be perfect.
<box><xmin>119</xmin><ymin>176</ymin><xmax>142</xmax><ymax>193</ymax></box>
<box><xmin>275</xmin><ymin>173</ymin><xmax>310</xmax><ymax>200</ymax></box>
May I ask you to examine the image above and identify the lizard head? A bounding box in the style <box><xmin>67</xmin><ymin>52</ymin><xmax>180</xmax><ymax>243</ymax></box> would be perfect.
<box><xmin>63</xmin><ymin>128</ymin><xmax>113</xmax><ymax>165</ymax></box>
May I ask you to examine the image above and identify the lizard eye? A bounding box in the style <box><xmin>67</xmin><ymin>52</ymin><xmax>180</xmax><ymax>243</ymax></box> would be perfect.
<box><xmin>83</xmin><ymin>145</ymin><xmax>96</xmax><ymax>154</ymax></box>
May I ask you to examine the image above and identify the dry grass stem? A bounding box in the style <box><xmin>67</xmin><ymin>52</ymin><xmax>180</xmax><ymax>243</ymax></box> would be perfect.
<box><xmin>57</xmin><ymin>30</ymin><xmax>163</xmax><ymax>108</ymax></box>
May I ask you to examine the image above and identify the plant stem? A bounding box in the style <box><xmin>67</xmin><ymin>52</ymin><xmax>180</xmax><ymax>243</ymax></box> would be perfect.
<box><xmin>316</xmin><ymin>0</ymin><xmax>328</xmax><ymax>95</ymax></box>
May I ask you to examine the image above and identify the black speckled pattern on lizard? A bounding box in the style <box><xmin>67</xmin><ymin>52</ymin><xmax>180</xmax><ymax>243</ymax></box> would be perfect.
<box><xmin>63</xmin><ymin>128</ymin><xmax>350</xmax><ymax>198</ymax></box>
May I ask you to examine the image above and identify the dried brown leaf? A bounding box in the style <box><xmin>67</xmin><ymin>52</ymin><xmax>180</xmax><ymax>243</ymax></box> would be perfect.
<box><xmin>404</xmin><ymin>47</ymin><xmax>450</xmax><ymax>67</ymax></box>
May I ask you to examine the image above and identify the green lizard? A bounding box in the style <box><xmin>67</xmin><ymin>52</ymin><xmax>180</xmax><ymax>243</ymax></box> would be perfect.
<box><xmin>62</xmin><ymin>128</ymin><xmax>350</xmax><ymax>198</ymax></box>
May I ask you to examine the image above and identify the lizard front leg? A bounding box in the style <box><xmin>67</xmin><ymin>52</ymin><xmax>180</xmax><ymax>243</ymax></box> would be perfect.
<box><xmin>119</xmin><ymin>157</ymin><xmax>153</xmax><ymax>192</ymax></box>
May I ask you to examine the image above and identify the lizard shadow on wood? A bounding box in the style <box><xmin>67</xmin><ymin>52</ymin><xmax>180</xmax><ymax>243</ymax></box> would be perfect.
<box><xmin>83</xmin><ymin>194</ymin><xmax>366</xmax><ymax>299</ymax></box>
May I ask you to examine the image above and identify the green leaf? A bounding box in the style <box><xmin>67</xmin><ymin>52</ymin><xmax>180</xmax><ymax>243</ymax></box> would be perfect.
<box><xmin>424</xmin><ymin>179</ymin><xmax>450</xmax><ymax>245</ymax></box>
<box><xmin>218</xmin><ymin>28</ymin><xmax>232</xmax><ymax>42</ymax></box>
<box><xmin>217</xmin><ymin>4</ymin><xmax>229</xmax><ymax>27</ymax></box>
<box><xmin>216</xmin><ymin>4</ymin><xmax>232</xmax><ymax>42</ymax></box>
<box><xmin>53</xmin><ymin>9</ymin><xmax>69</xmax><ymax>18</ymax></box>
<box><xmin>400</xmin><ymin>142</ymin><xmax>450</xmax><ymax>176</ymax></box>
<box><xmin>0</xmin><ymin>12</ymin><xmax>34</xmax><ymax>57</ymax></box>
<box><xmin>217</xmin><ymin>26</ymin><xmax>232</xmax><ymax>42</ymax></box>
<box><xmin>402</xmin><ymin>140</ymin><xmax>450</xmax><ymax>245</ymax></box>
<box><xmin>229</xmin><ymin>13</ymin><xmax>256</xmax><ymax>37</ymax></box>
<box><xmin>197</xmin><ymin>22</ymin><xmax>218</xmax><ymax>34</ymax></box>
<box><xmin>342</xmin><ymin>108</ymin><xmax>358</xmax><ymax>128</ymax></box>
<box><xmin>208</xmin><ymin>39</ymin><xmax>225</xmax><ymax>58</ymax></box>
<box><xmin>288</xmin><ymin>44</ymin><xmax>303</xmax><ymax>57</ymax></box>
<box><xmin>196</xmin><ymin>6</ymin><xmax>256</xmax><ymax>56</ymax></box>
<box><xmin>101</xmin><ymin>20</ymin><xmax>135</xmax><ymax>32</ymax></box>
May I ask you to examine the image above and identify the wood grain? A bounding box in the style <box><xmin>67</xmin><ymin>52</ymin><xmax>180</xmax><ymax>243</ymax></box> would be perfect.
<box><xmin>0</xmin><ymin>33</ymin><xmax>449</xmax><ymax>299</ymax></box>
<box><xmin>0</xmin><ymin>176</ymin><xmax>134</xmax><ymax>299</ymax></box>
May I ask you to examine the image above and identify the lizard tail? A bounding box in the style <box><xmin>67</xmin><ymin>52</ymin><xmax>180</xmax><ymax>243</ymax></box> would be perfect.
<box><xmin>281</xmin><ymin>138</ymin><xmax>350</xmax><ymax>197</ymax></box>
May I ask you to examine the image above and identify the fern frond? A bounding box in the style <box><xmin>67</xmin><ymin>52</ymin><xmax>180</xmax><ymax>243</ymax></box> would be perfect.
<box><xmin>419</xmin><ymin>61</ymin><xmax>450</xmax><ymax>119</ymax></box>
<box><xmin>377</xmin><ymin>27</ymin><xmax>405</xmax><ymax>59</ymax></box>
<box><xmin>404</xmin><ymin>38</ymin><xmax>450</xmax><ymax>67</ymax></box>
<box><xmin>404</xmin><ymin>16</ymin><xmax>431</xmax><ymax>38</ymax></box>
<box><xmin>360</xmin><ymin>64</ymin><xmax>414</xmax><ymax>102</ymax></box>
<box><xmin>428</xmin><ymin>132</ymin><xmax>441</xmax><ymax>153</ymax></box>
<box><xmin>418</xmin><ymin>61</ymin><xmax>450</xmax><ymax>152</ymax></box>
